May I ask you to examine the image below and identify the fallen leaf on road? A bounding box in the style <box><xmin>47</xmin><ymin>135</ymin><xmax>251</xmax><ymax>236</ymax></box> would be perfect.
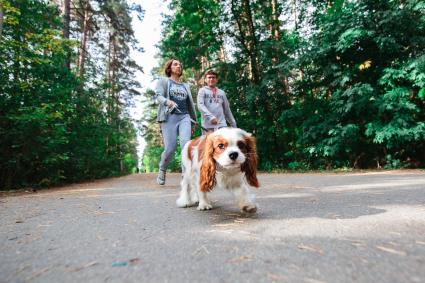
<box><xmin>225</xmin><ymin>213</ymin><xmax>240</xmax><ymax>217</ymax></box>
<box><xmin>297</xmin><ymin>244</ymin><xmax>324</xmax><ymax>255</ymax></box>
<box><xmin>228</xmin><ymin>255</ymin><xmax>252</xmax><ymax>263</ymax></box>
<box><xmin>350</xmin><ymin>240</ymin><xmax>366</xmax><ymax>247</ymax></box>
<box><xmin>25</xmin><ymin>267</ymin><xmax>49</xmax><ymax>281</ymax></box>
<box><xmin>129</xmin><ymin>258</ymin><xmax>141</xmax><ymax>265</ymax></box>
<box><xmin>66</xmin><ymin>261</ymin><xmax>98</xmax><ymax>272</ymax></box>
<box><xmin>376</xmin><ymin>246</ymin><xmax>407</xmax><ymax>256</ymax></box>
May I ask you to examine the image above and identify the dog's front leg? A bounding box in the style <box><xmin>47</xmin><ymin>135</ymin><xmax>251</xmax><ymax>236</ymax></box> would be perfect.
<box><xmin>233</xmin><ymin>184</ymin><xmax>257</xmax><ymax>213</ymax></box>
<box><xmin>197</xmin><ymin>191</ymin><xmax>212</xmax><ymax>211</ymax></box>
<box><xmin>176</xmin><ymin>175</ymin><xmax>192</xmax><ymax>207</ymax></box>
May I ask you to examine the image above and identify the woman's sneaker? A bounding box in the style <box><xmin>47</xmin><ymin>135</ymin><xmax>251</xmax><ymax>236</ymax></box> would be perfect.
<box><xmin>157</xmin><ymin>170</ymin><xmax>166</xmax><ymax>185</ymax></box>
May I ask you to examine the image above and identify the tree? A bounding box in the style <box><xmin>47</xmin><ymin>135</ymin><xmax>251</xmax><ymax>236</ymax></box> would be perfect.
<box><xmin>160</xmin><ymin>0</ymin><xmax>223</xmax><ymax>84</ymax></box>
<box><xmin>0</xmin><ymin>0</ymin><xmax>143</xmax><ymax>189</ymax></box>
<box><xmin>153</xmin><ymin>0</ymin><xmax>425</xmax><ymax>170</ymax></box>
<box><xmin>282</xmin><ymin>0</ymin><xmax>425</xmax><ymax>168</ymax></box>
<box><xmin>0</xmin><ymin>0</ymin><xmax>78</xmax><ymax>188</ymax></box>
<box><xmin>0</xmin><ymin>1</ymin><xmax>4</xmax><ymax>36</ymax></box>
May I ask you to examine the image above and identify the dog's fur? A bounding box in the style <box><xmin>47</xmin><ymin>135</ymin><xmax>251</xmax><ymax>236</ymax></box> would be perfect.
<box><xmin>176</xmin><ymin>127</ymin><xmax>259</xmax><ymax>212</ymax></box>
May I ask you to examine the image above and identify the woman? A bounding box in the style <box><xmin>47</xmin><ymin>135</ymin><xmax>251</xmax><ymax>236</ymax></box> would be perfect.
<box><xmin>154</xmin><ymin>59</ymin><xmax>197</xmax><ymax>185</ymax></box>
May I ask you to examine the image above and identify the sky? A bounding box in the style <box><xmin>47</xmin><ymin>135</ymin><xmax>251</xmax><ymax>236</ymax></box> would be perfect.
<box><xmin>129</xmin><ymin>0</ymin><xmax>170</xmax><ymax>162</ymax></box>
<box><xmin>130</xmin><ymin>0</ymin><xmax>168</xmax><ymax>114</ymax></box>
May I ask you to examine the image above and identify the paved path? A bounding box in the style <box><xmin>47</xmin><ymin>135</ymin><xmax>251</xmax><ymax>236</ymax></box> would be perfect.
<box><xmin>1</xmin><ymin>171</ymin><xmax>425</xmax><ymax>283</ymax></box>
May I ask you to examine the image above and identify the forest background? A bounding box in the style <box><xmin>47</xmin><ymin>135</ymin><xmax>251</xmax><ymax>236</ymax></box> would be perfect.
<box><xmin>1</xmin><ymin>0</ymin><xmax>424</xmax><ymax>190</ymax></box>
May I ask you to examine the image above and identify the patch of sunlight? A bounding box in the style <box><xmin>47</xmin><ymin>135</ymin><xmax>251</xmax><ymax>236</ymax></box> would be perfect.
<box><xmin>63</xmin><ymin>187</ymin><xmax>112</xmax><ymax>193</ymax></box>
<box><xmin>256</xmin><ymin>192</ymin><xmax>313</xmax><ymax>199</ymax></box>
<box><xmin>262</xmin><ymin>183</ymin><xmax>314</xmax><ymax>190</ymax></box>
<box><xmin>319</xmin><ymin>179</ymin><xmax>425</xmax><ymax>193</ymax></box>
<box><xmin>359</xmin><ymin>59</ymin><xmax>372</xmax><ymax>70</ymax></box>
<box><xmin>80</xmin><ymin>191</ymin><xmax>177</xmax><ymax>199</ymax></box>
<box><xmin>30</xmin><ymin>187</ymin><xmax>112</xmax><ymax>197</ymax></box>
<box><xmin>201</xmin><ymin>205</ymin><xmax>425</xmax><ymax>241</ymax></box>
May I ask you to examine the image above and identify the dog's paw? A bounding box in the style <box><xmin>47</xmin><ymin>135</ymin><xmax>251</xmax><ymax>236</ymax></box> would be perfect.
<box><xmin>191</xmin><ymin>195</ymin><xmax>199</xmax><ymax>204</ymax></box>
<box><xmin>189</xmin><ymin>194</ymin><xmax>199</xmax><ymax>204</ymax></box>
<box><xmin>241</xmin><ymin>203</ymin><xmax>257</xmax><ymax>213</ymax></box>
<box><xmin>176</xmin><ymin>197</ymin><xmax>191</xmax><ymax>208</ymax></box>
<box><xmin>197</xmin><ymin>203</ymin><xmax>213</xmax><ymax>211</ymax></box>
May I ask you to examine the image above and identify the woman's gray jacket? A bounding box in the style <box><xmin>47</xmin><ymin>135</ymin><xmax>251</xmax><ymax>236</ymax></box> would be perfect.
<box><xmin>154</xmin><ymin>77</ymin><xmax>197</xmax><ymax>124</ymax></box>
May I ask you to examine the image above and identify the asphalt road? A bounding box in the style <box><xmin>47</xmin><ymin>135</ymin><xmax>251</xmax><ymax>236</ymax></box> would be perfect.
<box><xmin>1</xmin><ymin>171</ymin><xmax>425</xmax><ymax>283</ymax></box>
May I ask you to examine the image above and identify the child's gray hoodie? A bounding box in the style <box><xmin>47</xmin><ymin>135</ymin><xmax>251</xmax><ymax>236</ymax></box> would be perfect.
<box><xmin>197</xmin><ymin>86</ymin><xmax>237</xmax><ymax>129</ymax></box>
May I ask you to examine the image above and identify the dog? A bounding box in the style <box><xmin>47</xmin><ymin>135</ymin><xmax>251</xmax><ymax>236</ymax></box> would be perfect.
<box><xmin>176</xmin><ymin>127</ymin><xmax>259</xmax><ymax>212</ymax></box>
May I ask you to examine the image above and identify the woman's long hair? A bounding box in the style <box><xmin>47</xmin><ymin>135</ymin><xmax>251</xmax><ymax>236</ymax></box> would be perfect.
<box><xmin>164</xmin><ymin>59</ymin><xmax>183</xmax><ymax>78</ymax></box>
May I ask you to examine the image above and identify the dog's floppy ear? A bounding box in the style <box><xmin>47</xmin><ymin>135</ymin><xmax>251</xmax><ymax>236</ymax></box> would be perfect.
<box><xmin>241</xmin><ymin>134</ymin><xmax>259</xmax><ymax>188</ymax></box>
<box><xmin>200</xmin><ymin>133</ymin><xmax>216</xmax><ymax>192</ymax></box>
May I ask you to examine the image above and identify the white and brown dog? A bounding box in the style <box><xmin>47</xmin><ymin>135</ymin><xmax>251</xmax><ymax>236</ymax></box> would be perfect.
<box><xmin>176</xmin><ymin>127</ymin><xmax>259</xmax><ymax>212</ymax></box>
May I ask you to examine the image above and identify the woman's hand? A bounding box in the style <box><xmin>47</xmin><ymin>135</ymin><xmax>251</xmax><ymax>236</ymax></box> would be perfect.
<box><xmin>166</xmin><ymin>100</ymin><xmax>177</xmax><ymax>108</ymax></box>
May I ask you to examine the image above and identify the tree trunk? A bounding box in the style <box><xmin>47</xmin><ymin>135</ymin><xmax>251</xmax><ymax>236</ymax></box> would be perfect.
<box><xmin>0</xmin><ymin>2</ymin><xmax>4</xmax><ymax>37</ymax></box>
<box><xmin>193</xmin><ymin>68</ymin><xmax>203</xmax><ymax>89</ymax></box>
<box><xmin>270</xmin><ymin>0</ymin><xmax>280</xmax><ymax>65</ymax></box>
<box><xmin>269</xmin><ymin>0</ymin><xmax>289</xmax><ymax>95</ymax></box>
<box><xmin>200</xmin><ymin>56</ymin><xmax>210</xmax><ymax>74</ymax></box>
<box><xmin>107</xmin><ymin>32</ymin><xmax>112</xmax><ymax>96</ymax></box>
<box><xmin>219</xmin><ymin>45</ymin><xmax>227</xmax><ymax>62</ymax></box>
<box><xmin>63</xmin><ymin>0</ymin><xmax>71</xmax><ymax>68</ymax></box>
<box><xmin>242</xmin><ymin>0</ymin><xmax>260</xmax><ymax>83</ymax></box>
<box><xmin>77</xmin><ymin>2</ymin><xmax>90</xmax><ymax>78</ymax></box>
<box><xmin>231</xmin><ymin>0</ymin><xmax>261</xmax><ymax>84</ymax></box>
<box><xmin>292</xmin><ymin>0</ymin><xmax>298</xmax><ymax>30</ymax></box>
<box><xmin>271</xmin><ymin>0</ymin><xmax>280</xmax><ymax>40</ymax></box>
<box><xmin>112</xmin><ymin>36</ymin><xmax>124</xmax><ymax>173</ymax></box>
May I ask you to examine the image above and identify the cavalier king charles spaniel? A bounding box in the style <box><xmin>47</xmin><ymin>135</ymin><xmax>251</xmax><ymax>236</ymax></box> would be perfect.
<box><xmin>176</xmin><ymin>127</ymin><xmax>259</xmax><ymax>212</ymax></box>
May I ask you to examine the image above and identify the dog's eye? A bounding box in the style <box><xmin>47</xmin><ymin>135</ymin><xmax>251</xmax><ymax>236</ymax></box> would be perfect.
<box><xmin>217</xmin><ymin>143</ymin><xmax>225</xmax><ymax>149</ymax></box>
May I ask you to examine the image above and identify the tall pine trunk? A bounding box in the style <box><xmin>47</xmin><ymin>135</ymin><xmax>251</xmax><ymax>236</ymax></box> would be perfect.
<box><xmin>292</xmin><ymin>0</ymin><xmax>298</xmax><ymax>30</ymax></box>
<box><xmin>0</xmin><ymin>2</ymin><xmax>4</xmax><ymax>37</ymax></box>
<box><xmin>231</xmin><ymin>0</ymin><xmax>260</xmax><ymax>84</ymax></box>
<box><xmin>271</xmin><ymin>0</ymin><xmax>280</xmax><ymax>41</ymax></box>
<box><xmin>269</xmin><ymin>0</ymin><xmax>289</xmax><ymax>95</ymax></box>
<box><xmin>63</xmin><ymin>0</ymin><xmax>71</xmax><ymax>69</ymax></box>
<box><xmin>242</xmin><ymin>0</ymin><xmax>260</xmax><ymax>84</ymax></box>
<box><xmin>77</xmin><ymin>2</ymin><xmax>90</xmax><ymax>78</ymax></box>
<box><xmin>106</xmin><ymin>31</ymin><xmax>114</xmax><ymax>155</ymax></box>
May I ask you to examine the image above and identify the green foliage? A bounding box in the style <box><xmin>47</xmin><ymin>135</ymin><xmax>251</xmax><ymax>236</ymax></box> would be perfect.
<box><xmin>142</xmin><ymin>144</ymin><xmax>182</xmax><ymax>173</ymax></box>
<box><xmin>153</xmin><ymin>0</ymin><xmax>425</xmax><ymax>170</ymax></box>
<box><xmin>0</xmin><ymin>0</ymin><xmax>140</xmax><ymax>189</ymax></box>
<box><xmin>161</xmin><ymin>0</ymin><xmax>223</xmax><ymax>72</ymax></box>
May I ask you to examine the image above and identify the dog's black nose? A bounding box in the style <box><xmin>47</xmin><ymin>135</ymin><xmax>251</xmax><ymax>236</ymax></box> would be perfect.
<box><xmin>229</xmin><ymin>152</ymin><xmax>238</xmax><ymax>160</ymax></box>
